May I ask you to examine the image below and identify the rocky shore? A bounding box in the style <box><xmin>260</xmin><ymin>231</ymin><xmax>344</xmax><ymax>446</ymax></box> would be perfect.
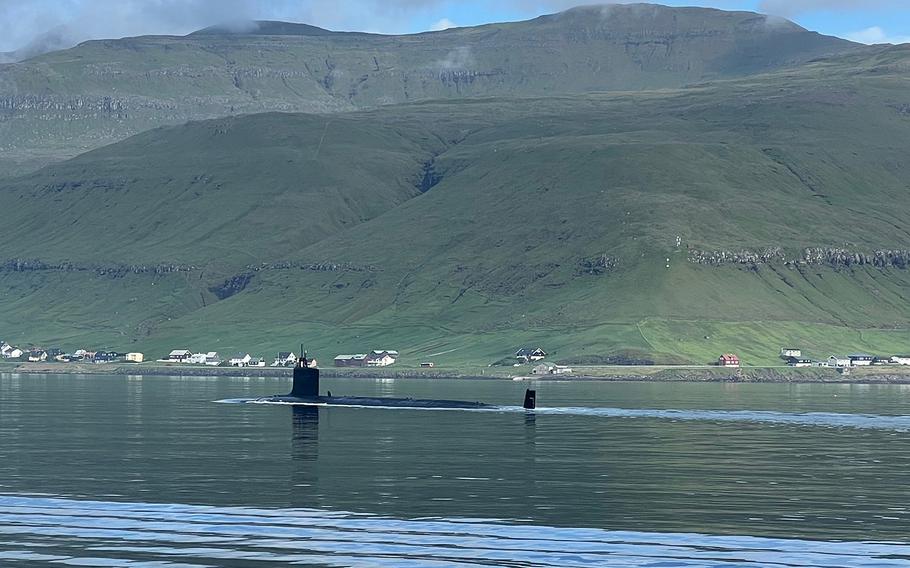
<box><xmin>3</xmin><ymin>362</ymin><xmax>910</xmax><ymax>384</ymax></box>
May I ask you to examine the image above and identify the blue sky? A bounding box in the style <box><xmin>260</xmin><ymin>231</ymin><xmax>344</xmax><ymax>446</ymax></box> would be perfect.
<box><xmin>1</xmin><ymin>1</ymin><xmax>909</xmax><ymax>56</ymax></box>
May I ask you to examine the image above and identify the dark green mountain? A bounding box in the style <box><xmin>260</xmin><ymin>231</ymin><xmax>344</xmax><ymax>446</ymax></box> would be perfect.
<box><xmin>0</xmin><ymin>4</ymin><xmax>859</xmax><ymax>177</ymax></box>
<box><xmin>2</xmin><ymin>35</ymin><xmax>910</xmax><ymax>366</ymax></box>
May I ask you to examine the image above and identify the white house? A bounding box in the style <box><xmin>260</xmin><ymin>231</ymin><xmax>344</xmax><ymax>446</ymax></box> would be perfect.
<box><xmin>3</xmin><ymin>347</ymin><xmax>25</xmax><ymax>359</ymax></box>
<box><xmin>272</xmin><ymin>351</ymin><xmax>298</xmax><ymax>367</ymax></box>
<box><xmin>204</xmin><ymin>352</ymin><xmax>222</xmax><ymax>366</ymax></box>
<box><xmin>516</xmin><ymin>347</ymin><xmax>548</xmax><ymax>362</ymax></box>
<box><xmin>2</xmin><ymin>344</ymin><xmax>23</xmax><ymax>359</ymax></box>
<box><xmin>168</xmin><ymin>350</ymin><xmax>193</xmax><ymax>363</ymax></box>
<box><xmin>366</xmin><ymin>351</ymin><xmax>396</xmax><ymax>367</ymax></box>
<box><xmin>27</xmin><ymin>350</ymin><xmax>47</xmax><ymax>363</ymax></box>
<box><xmin>780</xmin><ymin>348</ymin><xmax>802</xmax><ymax>359</ymax></box>
<box><xmin>185</xmin><ymin>353</ymin><xmax>206</xmax><ymax>364</ymax></box>
<box><xmin>248</xmin><ymin>357</ymin><xmax>266</xmax><ymax>367</ymax></box>
<box><xmin>849</xmin><ymin>354</ymin><xmax>874</xmax><ymax>366</ymax></box>
<box><xmin>229</xmin><ymin>353</ymin><xmax>252</xmax><ymax>367</ymax></box>
<box><xmin>828</xmin><ymin>355</ymin><xmax>851</xmax><ymax>368</ymax></box>
<box><xmin>890</xmin><ymin>356</ymin><xmax>910</xmax><ymax>366</ymax></box>
<box><xmin>125</xmin><ymin>352</ymin><xmax>144</xmax><ymax>363</ymax></box>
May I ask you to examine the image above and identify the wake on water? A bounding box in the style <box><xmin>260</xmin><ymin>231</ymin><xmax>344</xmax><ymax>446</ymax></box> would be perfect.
<box><xmin>215</xmin><ymin>398</ymin><xmax>910</xmax><ymax>431</ymax></box>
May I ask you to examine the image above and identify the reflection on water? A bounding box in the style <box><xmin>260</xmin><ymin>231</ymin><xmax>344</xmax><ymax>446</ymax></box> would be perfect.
<box><xmin>1</xmin><ymin>495</ymin><xmax>909</xmax><ymax>567</ymax></box>
<box><xmin>2</xmin><ymin>374</ymin><xmax>910</xmax><ymax>564</ymax></box>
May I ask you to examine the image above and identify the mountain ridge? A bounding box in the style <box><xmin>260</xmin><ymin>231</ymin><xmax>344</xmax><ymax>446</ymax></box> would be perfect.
<box><xmin>0</xmin><ymin>3</ymin><xmax>861</xmax><ymax>177</ymax></box>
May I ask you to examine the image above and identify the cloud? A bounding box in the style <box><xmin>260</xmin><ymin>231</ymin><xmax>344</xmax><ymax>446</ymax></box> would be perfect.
<box><xmin>433</xmin><ymin>46</ymin><xmax>473</xmax><ymax>70</ymax></box>
<box><xmin>844</xmin><ymin>26</ymin><xmax>910</xmax><ymax>45</ymax></box>
<box><xmin>429</xmin><ymin>18</ymin><xmax>457</xmax><ymax>31</ymax></box>
<box><xmin>757</xmin><ymin>0</ymin><xmax>904</xmax><ymax>18</ymax></box>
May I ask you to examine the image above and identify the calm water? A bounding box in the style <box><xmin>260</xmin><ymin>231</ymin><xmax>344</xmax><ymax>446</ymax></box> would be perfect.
<box><xmin>2</xmin><ymin>373</ymin><xmax>910</xmax><ymax>566</ymax></box>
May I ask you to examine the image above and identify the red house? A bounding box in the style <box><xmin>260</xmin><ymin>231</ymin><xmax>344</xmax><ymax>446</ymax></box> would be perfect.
<box><xmin>718</xmin><ymin>354</ymin><xmax>740</xmax><ymax>367</ymax></box>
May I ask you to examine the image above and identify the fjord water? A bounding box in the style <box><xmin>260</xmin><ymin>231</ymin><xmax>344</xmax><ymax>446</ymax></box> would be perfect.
<box><xmin>2</xmin><ymin>374</ymin><xmax>910</xmax><ymax>567</ymax></box>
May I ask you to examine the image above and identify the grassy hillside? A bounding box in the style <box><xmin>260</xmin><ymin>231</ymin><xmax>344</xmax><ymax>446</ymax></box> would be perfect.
<box><xmin>0</xmin><ymin>4</ymin><xmax>859</xmax><ymax>177</ymax></box>
<box><xmin>0</xmin><ymin>112</ymin><xmax>447</xmax><ymax>265</ymax></box>
<box><xmin>2</xmin><ymin>45</ymin><xmax>910</xmax><ymax>365</ymax></box>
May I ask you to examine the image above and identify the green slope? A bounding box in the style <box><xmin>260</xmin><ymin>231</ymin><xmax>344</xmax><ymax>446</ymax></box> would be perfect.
<box><xmin>2</xmin><ymin>45</ymin><xmax>910</xmax><ymax>364</ymax></box>
<box><xmin>0</xmin><ymin>112</ymin><xmax>443</xmax><ymax>265</ymax></box>
<box><xmin>0</xmin><ymin>4</ymin><xmax>859</xmax><ymax>177</ymax></box>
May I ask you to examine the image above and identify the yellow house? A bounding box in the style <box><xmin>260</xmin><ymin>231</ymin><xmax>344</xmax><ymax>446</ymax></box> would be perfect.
<box><xmin>126</xmin><ymin>352</ymin><xmax>144</xmax><ymax>363</ymax></box>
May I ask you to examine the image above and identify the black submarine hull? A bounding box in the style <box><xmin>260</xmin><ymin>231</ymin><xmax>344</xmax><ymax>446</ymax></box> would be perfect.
<box><xmin>257</xmin><ymin>395</ymin><xmax>490</xmax><ymax>409</ymax></box>
<box><xmin>255</xmin><ymin>359</ymin><xmax>535</xmax><ymax>409</ymax></box>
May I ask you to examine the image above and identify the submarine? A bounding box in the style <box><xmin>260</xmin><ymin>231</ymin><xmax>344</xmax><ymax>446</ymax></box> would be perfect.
<box><xmin>255</xmin><ymin>352</ymin><xmax>536</xmax><ymax>410</ymax></box>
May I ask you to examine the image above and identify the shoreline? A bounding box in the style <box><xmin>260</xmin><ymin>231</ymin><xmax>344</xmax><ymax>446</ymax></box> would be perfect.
<box><xmin>3</xmin><ymin>362</ymin><xmax>910</xmax><ymax>384</ymax></box>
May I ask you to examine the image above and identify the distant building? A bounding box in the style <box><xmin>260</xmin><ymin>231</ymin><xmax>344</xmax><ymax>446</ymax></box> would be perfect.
<box><xmin>367</xmin><ymin>350</ymin><xmax>397</xmax><ymax>367</ymax></box>
<box><xmin>334</xmin><ymin>354</ymin><xmax>368</xmax><ymax>367</ymax></box>
<box><xmin>849</xmin><ymin>354</ymin><xmax>874</xmax><ymax>366</ymax></box>
<box><xmin>333</xmin><ymin>351</ymin><xmax>397</xmax><ymax>367</ymax></box>
<box><xmin>531</xmin><ymin>363</ymin><xmax>573</xmax><ymax>375</ymax></box>
<box><xmin>786</xmin><ymin>357</ymin><xmax>813</xmax><ymax>368</ymax></box>
<box><xmin>229</xmin><ymin>353</ymin><xmax>252</xmax><ymax>367</ymax></box>
<box><xmin>46</xmin><ymin>348</ymin><xmax>64</xmax><ymax>359</ymax></box>
<box><xmin>374</xmin><ymin>350</ymin><xmax>399</xmax><ymax>359</ymax></box>
<box><xmin>891</xmin><ymin>356</ymin><xmax>910</xmax><ymax>366</ymax></box>
<box><xmin>186</xmin><ymin>353</ymin><xmax>209</xmax><ymax>365</ymax></box>
<box><xmin>93</xmin><ymin>351</ymin><xmax>119</xmax><ymax>363</ymax></box>
<box><xmin>27</xmin><ymin>350</ymin><xmax>47</xmax><ymax>363</ymax></box>
<box><xmin>828</xmin><ymin>355</ymin><xmax>851</xmax><ymax>368</ymax></box>
<box><xmin>516</xmin><ymin>347</ymin><xmax>548</xmax><ymax>363</ymax></box>
<box><xmin>780</xmin><ymin>348</ymin><xmax>802</xmax><ymax>359</ymax></box>
<box><xmin>718</xmin><ymin>354</ymin><xmax>740</xmax><ymax>367</ymax></box>
<box><xmin>167</xmin><ymin>349</ymin><xmax>192</xmax><ymax>363</ymax></box>
<box><xmin>0</xmin><ymin>343</ymin><xmax>21</xmax><ymax>359</ymax></box>
<box><xmin>272</xmin><ymin>351</ymin><xmax>298</xmax><ymax>367</ymax></box>
<box><xmin>204</xmin><ymin>352</ymin><xmax>222</xmax><ymax>366</ymax></box>
<box><xmin>126</xmin><ymin>352</ymin><xmax>144</xmax><ymax>363</ymax></box>
<box><xmin>248</xmin><ymin>357</ymin><xmax>266</xmax><ymax>367</ymax></box>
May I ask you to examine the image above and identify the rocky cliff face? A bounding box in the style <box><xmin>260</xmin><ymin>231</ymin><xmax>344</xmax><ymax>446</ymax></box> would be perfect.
<box><xmin>689</xmin><ymin>248</ymin><xmax>910</xmax><ymax>269</ymax></box>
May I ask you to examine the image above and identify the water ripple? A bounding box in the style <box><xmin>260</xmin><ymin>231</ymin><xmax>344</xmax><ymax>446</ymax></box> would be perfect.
<box><xmin>0</xmin><ymin>495</ymin><xmax>907</xmax><ymax>567</ymax></box>
<box><xmin>218</xmin><ymin>398</ymin><xmax>910</xmax><ymax>431</ymax></box>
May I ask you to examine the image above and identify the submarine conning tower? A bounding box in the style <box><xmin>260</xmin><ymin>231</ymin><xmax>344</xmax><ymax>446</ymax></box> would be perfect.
<box><xmin>289</xmin><ymin>349</ymin><xmax>320</xmax><ymax>398</ymax></box>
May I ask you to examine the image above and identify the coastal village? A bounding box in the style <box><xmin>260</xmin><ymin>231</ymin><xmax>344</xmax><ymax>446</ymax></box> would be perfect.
<box><xmin>2</xmin><ymin>340</ymin><xmax>909</xmax><ymax>374</ymax></box>
<box><xmin>0</xmin><ymin>343</ymin><xmax>404</xmax><ymax>369</ymax></box>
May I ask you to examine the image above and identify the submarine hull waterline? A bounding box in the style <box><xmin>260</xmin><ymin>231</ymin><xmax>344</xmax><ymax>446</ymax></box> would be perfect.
<box><xmin>242</xmin><ymin>358</ymin><xmax>535</xmax><ymax>410</ymax></box>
